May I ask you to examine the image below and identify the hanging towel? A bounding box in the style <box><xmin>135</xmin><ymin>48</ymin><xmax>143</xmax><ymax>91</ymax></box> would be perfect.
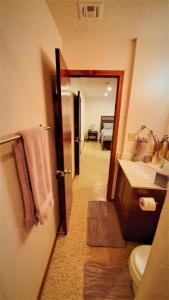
<box><xmin>20</xmin><ymin>127</ymin><xmax>54</xmax><ymax>225</ymax></box>
<box><xmin>13</xmin><ymin>139</ymin><xmax>37</xmax><ymax>232</ymax></box>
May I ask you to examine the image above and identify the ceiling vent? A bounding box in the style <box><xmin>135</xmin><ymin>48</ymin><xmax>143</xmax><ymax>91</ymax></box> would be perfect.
<box><xmin>78</xmin><ymin>2</ymin><xmax>103</xmax><ymax>19</ymax></box>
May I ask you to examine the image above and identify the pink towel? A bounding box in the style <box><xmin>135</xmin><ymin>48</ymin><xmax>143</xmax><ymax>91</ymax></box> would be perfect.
<box><xmin>13</xmin><ymin>140</ymin><xmax>37</xmax><ymax>232</ymax></box>
<box><xmin>21</xmin><ymin>127</ymin><xmax>54</xmax><ymax>225</ymax></box>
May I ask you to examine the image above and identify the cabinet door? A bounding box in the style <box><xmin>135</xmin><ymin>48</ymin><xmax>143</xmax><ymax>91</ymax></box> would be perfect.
<box><xmin>116</xmin><ymin>168</ymin><xmax>125</xmax><ymax>201</ymax></box>
<box><xmin>121</xmin><ymin>179</ymin><xmax>132</xmax><ymax>220</ymax></box>
<box><xmin>115</xmin><ymin>164</ymin><xmax>167</xmax><ymax>243</ymax></box>
<box><xmin>125</xmin><ymin>188</ymin><xmax>166</xmax><ymax>243</ymax></box>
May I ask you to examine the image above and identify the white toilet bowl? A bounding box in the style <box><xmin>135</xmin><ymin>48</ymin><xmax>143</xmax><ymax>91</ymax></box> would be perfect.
<box><xmin>129</xmin><ymin>245</ymin><xmax>151</xmax><ymax>295</ymax></box>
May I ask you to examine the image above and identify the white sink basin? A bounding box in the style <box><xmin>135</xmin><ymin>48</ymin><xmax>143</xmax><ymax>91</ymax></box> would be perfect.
<box><xmin>118</xmin><ymin>159</ymin><xmax>166</xmax><ymax>190</ymax></box>
<box><xmin>129</xmin><ymin>163</ymin><xmax>157</xmax><ymax>181</ymax></box>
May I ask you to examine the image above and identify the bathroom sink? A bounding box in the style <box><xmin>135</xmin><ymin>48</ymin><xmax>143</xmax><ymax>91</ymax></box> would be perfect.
<box><xmin>118</xmin><ymin>160</ymin><xmax>165</xmax><ymax>189</ymax></box>
<box><xmin>129</xmin><ymin>163</ymin><xmax>157</xmax><ymax>181</ymax></box>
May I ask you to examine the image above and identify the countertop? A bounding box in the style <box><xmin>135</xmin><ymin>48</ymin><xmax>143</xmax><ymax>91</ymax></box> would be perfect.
<box><xmin>118</xmin><ymin>159</ymin><xmax>167</xmax><ymax>190</ymax></box>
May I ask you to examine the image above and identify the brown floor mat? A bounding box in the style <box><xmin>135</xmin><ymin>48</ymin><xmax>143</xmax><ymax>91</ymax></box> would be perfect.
<box><xmin>84</xmin><ymin>261</ymin><xmax>134</xmax><ymax>300</ymax></box>
<box><xmin>87</xmin><ymin>201</ymin><xmax>126</xmax><ymax>247</ymax></box>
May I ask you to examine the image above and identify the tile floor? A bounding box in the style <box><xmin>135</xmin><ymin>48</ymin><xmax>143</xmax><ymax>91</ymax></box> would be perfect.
<box><xmin>41</xmin><ymin>141</ymin><xmax>136</xmax><ymax>300</ymax></box>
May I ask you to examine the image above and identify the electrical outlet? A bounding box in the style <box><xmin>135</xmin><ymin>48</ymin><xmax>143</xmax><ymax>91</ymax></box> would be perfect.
<box><xmin>128</xmin><ymin>133</ymin><xmax>137</xmax><ymax>141</ymax></box>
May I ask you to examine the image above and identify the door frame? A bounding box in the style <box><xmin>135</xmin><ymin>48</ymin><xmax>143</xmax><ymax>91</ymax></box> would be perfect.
<box><xmin>69</xmin><ymin>70</ymin><xmax>124</xmax><ymax>200</ymax></box>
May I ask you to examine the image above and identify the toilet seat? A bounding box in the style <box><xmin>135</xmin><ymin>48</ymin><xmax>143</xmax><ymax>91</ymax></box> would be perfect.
<box><xmin>129</xmin><ymin>245</ymin><xmax>151</xmax><ymax>287</ymax></box>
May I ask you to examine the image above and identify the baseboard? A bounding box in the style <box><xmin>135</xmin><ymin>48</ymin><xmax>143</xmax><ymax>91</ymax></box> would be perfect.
<box><xmin>37</xmin><ymin>222</ymin><xmax>61</xmax><ymax>299</ymax></box>
<box><xmin>107</xmin><ymin>198</ymin><xmax>115</xmax><ymax>202</ymax></box>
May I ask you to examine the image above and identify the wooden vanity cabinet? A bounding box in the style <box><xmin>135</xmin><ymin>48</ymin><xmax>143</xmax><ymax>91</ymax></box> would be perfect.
<box><xmin>115</xmin><ymin>165</ymin><xmax>167</xmax><ymax>243</ymax></box>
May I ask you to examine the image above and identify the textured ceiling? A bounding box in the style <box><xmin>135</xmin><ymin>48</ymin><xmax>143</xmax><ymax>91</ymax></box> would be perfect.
<box><xmin>71</xmin><ymin>77</ymin><xmax>118</xmax><ymax>98</ymax></box>
<box><xmin>45</xmin><ymin>0</ymin><xmax>169</xmax><ymax>41</ymax></box>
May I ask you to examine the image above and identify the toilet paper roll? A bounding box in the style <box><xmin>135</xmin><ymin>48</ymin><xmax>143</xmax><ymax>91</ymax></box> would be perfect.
<box><xmin>139</xmin><ymin>197</ymin><xmax>156</xmax><ymax>211</ymax></box>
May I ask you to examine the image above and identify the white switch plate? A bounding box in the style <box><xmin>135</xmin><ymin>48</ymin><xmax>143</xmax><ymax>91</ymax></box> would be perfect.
<box><xmin>128</xmin><ymin>133</ymin><xmax>137</xmax><ymax>141</ymax></box>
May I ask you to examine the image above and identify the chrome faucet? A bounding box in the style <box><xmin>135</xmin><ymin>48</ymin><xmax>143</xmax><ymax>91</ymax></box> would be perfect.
<box><xmin>159</xmin><ymin>157</ymin><xmax>169</xmax><ymax>173</ymax></box>
<box><xmin>160</xmin><ymin>159</ymin><xmax>165</xmax><ymax>169</ymax></box>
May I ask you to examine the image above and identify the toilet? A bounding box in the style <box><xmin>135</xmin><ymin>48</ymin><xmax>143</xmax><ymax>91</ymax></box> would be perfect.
<box><xmin>129</xmin><ymin>245</ymin><xmax>151</xmax><ymax>295</ymax></box>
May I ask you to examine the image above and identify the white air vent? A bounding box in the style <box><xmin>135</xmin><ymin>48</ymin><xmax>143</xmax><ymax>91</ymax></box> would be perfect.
<box><xmin>79</xmin><ymin>2</ymin><xmax>103</xmax><ymax>19</ymax></box>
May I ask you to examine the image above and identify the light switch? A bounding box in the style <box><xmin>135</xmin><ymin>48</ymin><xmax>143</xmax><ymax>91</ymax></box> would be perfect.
<box><xmin>128</xmin><ymin>133</ymin><xmax>137</xmax><ymax>141</ymax></box>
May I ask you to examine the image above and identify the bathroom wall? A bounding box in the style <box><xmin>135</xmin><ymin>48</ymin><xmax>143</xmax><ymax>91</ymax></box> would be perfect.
<box><xmin>0</xmin><ymin>1</ymin><xmax>62</xmax><ymax>299</ymax></box>
<box><xmin>122</xmin><ymin>39</ymin><xmax>169</xmax><ymax>159</ymax></box>
<box><xmin>63</xmin><ymin>38</ymin><xmax>135</xmax><ymax>159</ymax></box>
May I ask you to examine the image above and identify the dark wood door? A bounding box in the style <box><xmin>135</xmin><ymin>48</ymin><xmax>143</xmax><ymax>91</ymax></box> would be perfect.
<box><xmin>53</xmin><ymin>48</ymin><xmax>72</xmax><ymax>234</ymax></box>
<box><xmin>74</xmin><ymin>91</ymin><xmax>81</xmax><ymax>175</ymax></box>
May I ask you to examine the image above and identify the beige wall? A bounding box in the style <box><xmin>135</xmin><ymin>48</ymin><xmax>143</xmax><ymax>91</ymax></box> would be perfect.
<box><xmin>0</xmin><ymin>1</ymin><xmax>62</xmax><ymax>299</ymax></box>
<box><xmin>64</xmin><ymin>38</ymin><xmax>135</xmax><ymax>158</ymax></box>
<box><xmin>122</xmin><ymin>39</ymin><xmax>169</xmax><ymax>159</ymax></box>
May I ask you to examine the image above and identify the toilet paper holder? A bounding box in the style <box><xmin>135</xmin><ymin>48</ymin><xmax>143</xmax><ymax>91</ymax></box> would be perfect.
<box><xmin>139</xmin><ymin>197</ymin><xmax>158</xmax><ymax>212</ymax></box>
<box><xmin>139</xmin><ymin>199</ymin><xmax>158</xmax><ymax>206</ymax></box>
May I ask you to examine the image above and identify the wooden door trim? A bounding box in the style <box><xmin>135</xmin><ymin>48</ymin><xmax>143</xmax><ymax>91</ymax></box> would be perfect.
<box><xmin>69</xmin><ymin>69</ymin><xmax>124</xmax><ymax>200</ymax></box>
<box><xmin>69</xmin><ymin>70</ymin><xmax>124</xmax><ymax>77</ymax></box>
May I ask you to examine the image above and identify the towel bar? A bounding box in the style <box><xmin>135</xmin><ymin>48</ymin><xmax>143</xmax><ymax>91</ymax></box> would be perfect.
<box><xmin>0</xmin><ymin>126</ymin><xmax>50</xmax><ymax>146</ymax></box>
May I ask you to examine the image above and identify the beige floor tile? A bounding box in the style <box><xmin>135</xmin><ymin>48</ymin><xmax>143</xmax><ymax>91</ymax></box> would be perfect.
<box><xmin>41</xmin><ymin>142</ymin><xmax>136</xmax><ymax>300</ymax></box>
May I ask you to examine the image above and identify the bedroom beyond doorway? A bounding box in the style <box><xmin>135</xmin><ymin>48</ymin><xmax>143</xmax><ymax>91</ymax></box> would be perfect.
<box><xmin>70</xmin><ymin>76</ymin><xmax>118</xmax><ymax>198</ymax></box>
<box><xmin>69</xmin><ymin>70</ymin><xmax>124</xmax><ymax>200</ymax></box>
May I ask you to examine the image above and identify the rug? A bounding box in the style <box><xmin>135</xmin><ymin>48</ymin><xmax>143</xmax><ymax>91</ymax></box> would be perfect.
<box><xmin>84</xmin><ymin>261</ymin><xmax>134</xmax><ymax>300</ymax></box>
<box><xmin>87</xmin><ymin>201</ymin><xmax>126</xmax><ymax>247</ymax></box>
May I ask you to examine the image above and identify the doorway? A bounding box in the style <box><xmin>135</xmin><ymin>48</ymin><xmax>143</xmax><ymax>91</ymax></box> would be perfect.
<box><xmin>69</xmin><ymin>70</ymin><xmax>124</xmax><ymax>200</ymax></box>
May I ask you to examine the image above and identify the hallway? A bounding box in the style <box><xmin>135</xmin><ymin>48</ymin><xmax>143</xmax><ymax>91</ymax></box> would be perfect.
<box><xmin>41</xmin><ymin>142</ymin><xmax>133</xmax><ymax>300</ymax></box>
